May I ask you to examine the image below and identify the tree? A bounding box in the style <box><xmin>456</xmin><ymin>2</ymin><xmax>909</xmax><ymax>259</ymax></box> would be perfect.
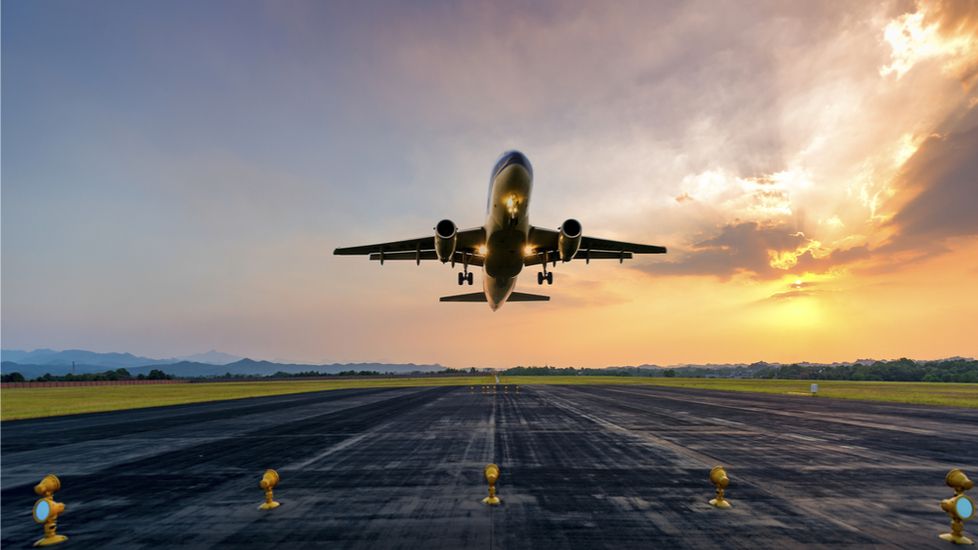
<box><xmin>147</xmin><ymin>369</ymin><xmax>169</xmax><ymax>380</ymax></box>
<box><xmin>663</xmin><ymin>369</ymin><xmax>676</xmax><ymax>378</ymax></box>
<box><xmin>1</xmin><ymin>372</ymin><xmax>25</xmax><ymax>383</ymax></box>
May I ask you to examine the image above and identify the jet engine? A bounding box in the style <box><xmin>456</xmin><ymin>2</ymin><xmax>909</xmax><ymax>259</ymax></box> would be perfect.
<box><xmin>434</xmin><ymin>219</ymin><xmax>458</xmax><ymax>262</ymax></box>
<box><xmin>558</xmin><ymin>219</ymin><xmax>582</xmax><ymax>261</ymax></box>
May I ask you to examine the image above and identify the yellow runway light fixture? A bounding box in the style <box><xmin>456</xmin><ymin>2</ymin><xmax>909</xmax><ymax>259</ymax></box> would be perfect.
<box><xmin>709</xmin><ymin>465</ymin><xmax>732</xmax><ymax>509</ymax></box>
<box><xmin>258</xmin><ymin>469</ymin><xmax>281</xmax><ymax>510</ymax></box>
<box><xmin>940</xmin><ymin>468</ymin><xmax>975</xmax><ymax>545</ymax></box>
<box><xmin>483</xmin><ymin>464</ymin><xmax>501</xmax><ymax>505</ymax></box>
<box><xmin>32</xmin><ymin>474</ymin><xmax>67</xmax><ymax>547</ymax></box>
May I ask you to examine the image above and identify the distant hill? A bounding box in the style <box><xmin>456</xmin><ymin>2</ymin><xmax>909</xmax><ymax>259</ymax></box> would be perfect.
<box><xmin>174</xmin><ymin>350</ymin><xmax>243</xmax><ymax>365</ymax></box>
<box><xmin>1</xmin><ymin>348</ymin><xmax>242</xmax><ymax>370</ymax></box>
<box><xmin>1</xmin><ymin>358</ymin><xmax>446</xmax><ymax>379</ymax></box>
<box><xmin>0</xmin><ymin>349</ymin><xmax>174</xmax><ymax>369</ymax></box>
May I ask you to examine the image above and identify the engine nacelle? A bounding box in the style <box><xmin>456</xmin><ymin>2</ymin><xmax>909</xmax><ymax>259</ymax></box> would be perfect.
<box><xmin>558</xmin><ymin>219</ymin><xmax>582</xmax><ymax>261</ymax></box>
<box><xmin>434</xmin><ymin>219</ymin><xmax>458</xmax><ymax>262</ymax></box>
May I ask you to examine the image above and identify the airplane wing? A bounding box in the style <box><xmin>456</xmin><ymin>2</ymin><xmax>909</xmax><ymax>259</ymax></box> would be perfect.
<box><xmin>526</xmin><ymin>226</ymin><xmax>666</xmax><ymax>265</ymax></box>
<box><xmin>334</xmin><ymin>228</ymin><xmax>486</xmax><ymax>264</ymax></box>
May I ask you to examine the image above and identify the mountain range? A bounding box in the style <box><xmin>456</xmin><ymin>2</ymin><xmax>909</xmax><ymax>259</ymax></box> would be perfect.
<box><xmin>3</xmin><ymin>348</ymin><xmax>972</xmax><ymax>380</ymax></box>
<box><xmin>1</xmin><ymin>348</ymin><xmax>243</xmax><ymax>368</ymax></box>
<box><xmin>0</xmin><ymin>348</ymin><xmax>446</xmax><ymax>379</ymax></box>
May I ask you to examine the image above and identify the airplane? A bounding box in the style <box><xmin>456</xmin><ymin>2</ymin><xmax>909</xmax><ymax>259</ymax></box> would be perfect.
<box><xmin>334</xmin><ymin>150</ymin><xmax>667</xmax><ymax>310</ymax></box>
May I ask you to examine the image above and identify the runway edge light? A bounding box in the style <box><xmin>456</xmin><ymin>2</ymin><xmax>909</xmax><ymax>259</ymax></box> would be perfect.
<box><xmin>32</xmin><ymin>474</ymin><xmax>67</xmax><ymax>547</ymax></box>
<box><xmin>940</xmin><ymin>468</ymin><xmax>975</xmax><ymax>545</ymax></box>
<box><xmin>483</xmin><ymin>464</ymin><xmax>501</xmax><ymax>505</ymax></box>
<box><xmin>709</xmin><ymin>465</ymin><xmax>732</xmax><ymax>509</ymax></box>
<box><xmin>259</xmin><ymin>469</ymin><xmax>281</xmax><ymax>510</ymax></box>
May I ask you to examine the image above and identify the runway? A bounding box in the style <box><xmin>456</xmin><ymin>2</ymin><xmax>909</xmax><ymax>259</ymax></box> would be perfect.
<box><xmin>2</xmin><ymin>384</ymin><xmax>977</xmax><ymax>548</ymax></box>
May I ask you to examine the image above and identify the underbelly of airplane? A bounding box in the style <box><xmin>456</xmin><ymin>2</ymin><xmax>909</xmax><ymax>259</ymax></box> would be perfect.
<box><xmin>484</xmin><ymin>228</ymin><xmax>525</xmax><ymax>279</ymax></box>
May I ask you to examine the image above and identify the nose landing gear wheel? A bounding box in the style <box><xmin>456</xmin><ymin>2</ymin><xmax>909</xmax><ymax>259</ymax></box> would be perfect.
<box><xmin>537</xmin><ymin>272</ymin><xmax>544</xmax><ymax>285</ymax></box>
<box><xmin>546</xmin><ymin>272</ymin><xmax>553</xmax><ymax>285</ymax></box>
<box><xmin>467</xmin><ymin>272</ymin><xmax>474</xmax><ymax>285</ymax></box>
<box><xmin>457</xmin><ymin>272</ymin><xmax>464</xmax><ymax>286</ymax></box>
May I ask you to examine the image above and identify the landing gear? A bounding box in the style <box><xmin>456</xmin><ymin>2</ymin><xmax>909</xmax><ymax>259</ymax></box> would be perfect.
<box><xmin>457</xmin><ymin>254</ymin><xmax>474</xmax><ymax>285</ymax></box>
<box><xmin>537</xmin><ymin>253</ymin><xmax>554</xmax><ymax>285</ymax></box>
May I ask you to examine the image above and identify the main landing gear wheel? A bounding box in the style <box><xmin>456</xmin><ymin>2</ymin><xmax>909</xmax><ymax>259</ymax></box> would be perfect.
<box><xmin>467</xmin><ymin>272</ymin><xmax>474</xmax><ymax>285</ymax></box>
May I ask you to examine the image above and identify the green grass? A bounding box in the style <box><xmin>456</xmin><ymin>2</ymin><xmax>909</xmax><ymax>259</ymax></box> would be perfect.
<box><xmin>3</xmin><ymin>376</ymin><xmax>976</xmax><ymax>421</ymax></box>
<box><xmin>500</xmin><ymin>376</ymin><xmax>978</xmax><ymax>408</ymax></box>
<box><xmin>0</xmin><ymin>376</ymin><xmax>496</xmax><ymax>421</ymax></box>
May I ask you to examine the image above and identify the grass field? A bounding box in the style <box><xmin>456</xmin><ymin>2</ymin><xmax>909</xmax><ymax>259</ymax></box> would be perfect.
<box><xmin>2</xmin><ymin>376</ymin><xmax>976</xmax><ymax>421</ymax></box>
<box><xmin>500</xmin><ymin>376</ymin><xmax>978</xmax><ymax>408</ymax></box>
<box><xmin>0</xmin><ymin>376</ymin><xmax>496</xmax><ymax>421</ymax></box>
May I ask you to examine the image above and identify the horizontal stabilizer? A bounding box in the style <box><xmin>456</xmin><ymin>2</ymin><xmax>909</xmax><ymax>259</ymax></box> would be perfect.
<box><xmin>508</xmin><ymin>292</ymin><xmax>550</xmax><ymax>302</ymax></box>
<box><xmin>439</xmin><ymin>291</ymin><xmax>550</xmax><ymax>303</ymax></box>
<box><xmin>440</xmin><ymin>292</ymin><xmax>487</xmax><ymax>302</ymax></box>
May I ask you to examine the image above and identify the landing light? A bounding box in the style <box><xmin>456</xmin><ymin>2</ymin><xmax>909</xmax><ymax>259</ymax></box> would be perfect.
<box><xmin>483</xmin><ymin>464</ymin><xmax>501</xmax><ymax>505</ymax></box>
<box><xmin>258</xmin><ymin>469</ymin><xmax>281</xmax><ymax>510</ymax></box>
<box><xmin>940</xmin><ymin>468</ymin><xmax>975</xmax><ymax>544</ymax></box>
<box><xmin>32</xmin><ymin>474</ymin><xmax>67</xmax><ymax>546</ymax></box>
<box><xmin>505</xmin><ymin>194</ymin><xmax>519</xmax><ymax>216</ymax></box>
<box><xmin>477</xmin><ymin>245</ymin><xmax>488</xmax><ymax>255</ymax></box>
<box><xmin>708</xmin><ymin>465</ymin><xmax>732</xmax><ymax>509</ymax></box>
<box><xmin>523</xmin><ymin>245</ymin><xmax>535</xmax><ymax>256</ymax></box>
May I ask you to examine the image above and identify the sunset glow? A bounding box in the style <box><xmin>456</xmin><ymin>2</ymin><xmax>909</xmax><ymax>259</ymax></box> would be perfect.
<box><xmin>3</xmin><ymin>0</ymin><xmax>977</xmax><ymax>367</ymax></box>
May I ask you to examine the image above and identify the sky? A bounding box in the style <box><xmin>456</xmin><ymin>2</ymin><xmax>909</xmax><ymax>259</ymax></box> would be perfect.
<box><xmin>2</xmin><ymin>0</ymin><xmax>977</xmax><ymax>368</ymax></box>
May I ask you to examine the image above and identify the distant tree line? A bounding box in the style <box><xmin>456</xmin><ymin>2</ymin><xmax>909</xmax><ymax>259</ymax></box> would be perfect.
<box><xmin>268</xmin><ymin>370</ymin><xmax>382</xmax><ymax>378</ymax></box>
<box><xmin>1</xmin><ymin>368</ymin><xmax>173</xmax><ymax>382</ymax></box>
<box><xmin>753</xmin><ymin>358</ymin><xmax>978</xmax><ymax>383</ymax></box>
<box><xmin>503</xmin><ymin>366</ymin><xmax>631</xmax><ymax>377</ymax></box>
<box><xmin>502</xmin><ymin>359</ymin><xmax>978</xmax><ymax>383</ymax></box>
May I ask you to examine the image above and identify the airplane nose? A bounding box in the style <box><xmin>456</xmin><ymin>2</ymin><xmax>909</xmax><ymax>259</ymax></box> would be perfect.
<box><xmin>492</xmin><ymin>150</ymin><xmax>533</xmax><ymax>181</ymax></box>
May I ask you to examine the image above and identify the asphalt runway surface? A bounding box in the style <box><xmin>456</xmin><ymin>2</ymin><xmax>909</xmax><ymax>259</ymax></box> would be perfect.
<box><xmin>2</xmin><ymin>384</ymin><xmax>977</xmax><ymax>549</ymax></box>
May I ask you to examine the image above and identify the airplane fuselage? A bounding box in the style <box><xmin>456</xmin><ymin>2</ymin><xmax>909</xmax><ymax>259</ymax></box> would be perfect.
<box><xmin>483</xmin><ymin>151</ymin><xmax>533</xmax><ymax>310</ymax></box>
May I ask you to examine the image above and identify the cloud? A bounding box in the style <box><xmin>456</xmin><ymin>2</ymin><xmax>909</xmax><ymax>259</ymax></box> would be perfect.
<box><xmin>885</xmin><ymin>106</ymin><xmax>978</xmax><ymax>247</ymax></box>
<box><xmin>648</xmin><ymin>103</ymin><xmax>975</xmax><ymax>282</ymax></box>
<box><xmin>881</xmin><ymin>0</ymin><xmax>978</xmax><ymax>84</ymax></box>
<box><xmin>639</xmin><ymin>221</ymin><xmax>868</xmax><ymax>280</ymax></box>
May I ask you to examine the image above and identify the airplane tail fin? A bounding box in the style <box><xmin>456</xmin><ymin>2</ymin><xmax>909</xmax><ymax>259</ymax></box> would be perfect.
<box><xmin>439</xmin><ymin>291</ymin><xmax>549</xmax><ymax>302</ymax></box>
